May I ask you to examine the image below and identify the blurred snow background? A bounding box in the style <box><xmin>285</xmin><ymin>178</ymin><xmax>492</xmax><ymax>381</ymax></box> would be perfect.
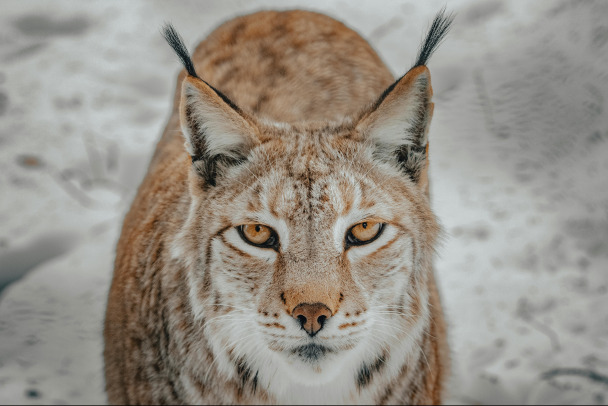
<box><xmin>0</xmin><ymin>0</ymin><xmax>607</xmax><ymax>404</ymax></box>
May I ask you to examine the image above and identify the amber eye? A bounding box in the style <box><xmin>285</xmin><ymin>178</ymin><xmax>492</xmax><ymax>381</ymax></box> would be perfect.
<box><xmin>238</xmin><ymin>224</ymin><xmax>278</xmax><ymax>248</ymax></box>
<box><xmin>346</xmin><ymin>221</ymin><xmax>384</xmax><ymax>247</ymax></box>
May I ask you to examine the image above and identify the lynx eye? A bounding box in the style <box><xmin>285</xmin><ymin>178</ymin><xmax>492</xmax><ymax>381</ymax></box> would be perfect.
<box><xmin>346</xmin><ymin>221</ymin><xmax>384</xmax><ymax>247</ymax></box>
<box><xmin>238</xmin><ymin>224</ymin><xmax>278</xmax><ymax>249</ymax></box>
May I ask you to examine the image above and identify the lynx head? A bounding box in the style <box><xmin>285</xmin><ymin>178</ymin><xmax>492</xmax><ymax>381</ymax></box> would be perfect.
<box><xmin>164</xmin><ymin>11</ymin><xmax>451</xmax><ymax>387</ymax></box>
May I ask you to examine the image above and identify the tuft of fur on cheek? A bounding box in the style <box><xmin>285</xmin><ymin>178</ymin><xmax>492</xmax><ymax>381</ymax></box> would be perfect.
<box><xmin>357</xmin><ymin>279</ymin><xmax>431</xmax><ymax>389</ymax></box>
<box><xmin>198</xmin><ymin>239</ymin><xmax>276</xmax><ymax>390</ymax></box>
<box><xmin>351</xmin><ymin>231</ymin><xmax>419</xmax><ymax>344</ymax></box>
<box><xmin>202</xmin><ymin>306</ymin><xmax>284</xmax><ymax>401</ymax></box>
<box><xmin>203</xmin><ymin>310</ymin><xmax>261</xmax><ymax>384</ymax></box>
<box><xmin>170</xmin><ymin>216</ymin><xmax>210</xmax><ymax>321</ymax></box>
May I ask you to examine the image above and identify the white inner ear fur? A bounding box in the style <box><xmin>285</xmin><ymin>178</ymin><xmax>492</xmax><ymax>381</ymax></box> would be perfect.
<box><xmin>357</xmin><ymin>70</ymin><xmax>431</xmax><ymax>150</ymax></box>
<box><xmin>180</xmin><ymin>80</ymin><xmax>256</xmax><ymax>159</ymax></box>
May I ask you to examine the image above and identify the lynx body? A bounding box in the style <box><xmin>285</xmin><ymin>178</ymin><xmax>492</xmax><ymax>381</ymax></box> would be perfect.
<box><xmin>104</xmin><ymin>9</ymin><xmax>451</xmax><ymax>404</ymax></box>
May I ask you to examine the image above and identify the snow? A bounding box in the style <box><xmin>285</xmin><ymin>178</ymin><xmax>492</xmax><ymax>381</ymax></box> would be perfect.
<box><xmin>1</xmin><ymin>0</ymin><xmax>607</xmax><ymax>404</ymax></box>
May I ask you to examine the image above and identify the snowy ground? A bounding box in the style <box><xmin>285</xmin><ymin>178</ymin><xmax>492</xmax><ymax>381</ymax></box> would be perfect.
<box><xmin>1</xmin><ymin>0</ymin><xmax>607</xmax><ymax>404</ymax></box>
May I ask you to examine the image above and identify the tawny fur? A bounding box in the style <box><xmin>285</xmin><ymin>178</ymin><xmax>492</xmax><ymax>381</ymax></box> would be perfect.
<box><xmin>104</xmin><ymin>10</ymin><xmax>450</xmax><ymax>405</ymax></box>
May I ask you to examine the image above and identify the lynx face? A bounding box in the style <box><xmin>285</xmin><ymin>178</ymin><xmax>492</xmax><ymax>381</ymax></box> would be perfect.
<box><xmin>171</xmin><ymin>73</ymin><xmax>440</xmax><ymax>385</ymax></box>
<box><xmin>105</xmin><ymin>10</ymin><xmax>452</xmax><ymax>405</ymax></box>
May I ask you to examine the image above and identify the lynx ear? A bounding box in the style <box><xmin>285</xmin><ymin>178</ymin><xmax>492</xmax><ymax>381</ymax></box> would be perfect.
<box><xmin>356</xmin><ymin>66</ymin><xmax>433</xmax><ymax>185</ymax></box>
<box><xmin>180</xmin><ymin>77</ymin><xmax>259</xmax><ymax>186</ymax></box>
<box><xmin>356</xmin><ymin>8</ymin><xmax>452</xmax><ymax>187</ymax></box>
<box><xmin>163</xmin><ymin>23</ymin><xmax>259</xmax><ymax>186</ymax></box>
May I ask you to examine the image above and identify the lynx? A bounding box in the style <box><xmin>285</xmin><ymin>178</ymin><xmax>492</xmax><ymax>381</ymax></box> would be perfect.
<box><xmin>104</xmin><ymin>9</ymin><xmax>452</xmax><ymax>405</ymax></box>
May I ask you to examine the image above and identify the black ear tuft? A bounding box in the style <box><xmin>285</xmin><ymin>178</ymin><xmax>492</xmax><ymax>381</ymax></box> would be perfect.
<box><xmin>162</xmin><ymin>23</ymin><xmax>199</xmax><ymax>78</ymax></box>
<box><xmin>371</xmin><ymin>9</ymin><xmax>453</xmax><ymax>113</ymax></box>
<box><xmin>162</xmin><ymin>23</ymin><xmax>242</xmax><ymax>114</ymax></box>
<box><xmin>413</xmin><ymin>8</ymin><xmax>454</xmax><ymax>68</ymax></box>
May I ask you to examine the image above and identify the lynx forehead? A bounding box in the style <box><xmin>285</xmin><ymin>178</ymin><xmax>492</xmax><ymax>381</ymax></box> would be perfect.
<box><xmin>104</xmin><ymin>9</ymin><xmax>452</xmax><ymax>405</ymax></box>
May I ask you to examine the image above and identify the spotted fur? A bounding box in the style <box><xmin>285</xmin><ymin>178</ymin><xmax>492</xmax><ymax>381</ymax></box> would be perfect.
<box><xmin>104</xmin><ymin>9</ymin><xmax>451</xmax><ymax>405</ymax></box>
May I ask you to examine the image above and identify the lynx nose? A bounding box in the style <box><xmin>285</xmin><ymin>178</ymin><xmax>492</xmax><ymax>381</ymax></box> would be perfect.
<box><xmin>292</xmin><ymin>303</ymin><xmax>332</xmax><ymax>337</ymax></box>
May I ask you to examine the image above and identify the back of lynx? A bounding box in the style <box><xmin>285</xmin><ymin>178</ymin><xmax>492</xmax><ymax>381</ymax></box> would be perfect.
<box><xmin>104</xmin><ymin>9</ymin><xmax>452</xmax><ymax>405</ymax></box>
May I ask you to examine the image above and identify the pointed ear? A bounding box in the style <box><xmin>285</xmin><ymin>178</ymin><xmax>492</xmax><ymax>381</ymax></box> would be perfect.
<box><xmin>356</xmin><ymin>66</ymin><xmax>434</xmax><ymax>187</ymax></box>
<box><xmin>180</xmin><ymin>76</ymin><xmax>260</xmax><ymax>186</ymax></box>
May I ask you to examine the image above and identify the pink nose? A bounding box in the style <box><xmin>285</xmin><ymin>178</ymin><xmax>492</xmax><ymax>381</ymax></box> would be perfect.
<box><xmin>292</xmin><ymin>303</ymin><xmax>332</xmax><ymax>337</ymax></box>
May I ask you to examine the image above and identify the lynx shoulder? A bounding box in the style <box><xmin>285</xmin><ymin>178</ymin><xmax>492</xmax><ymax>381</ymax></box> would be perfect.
<box><xmin>104</xmin><ymin>9</ymin><xmax>453</xmax><ymax>405</ymax></box>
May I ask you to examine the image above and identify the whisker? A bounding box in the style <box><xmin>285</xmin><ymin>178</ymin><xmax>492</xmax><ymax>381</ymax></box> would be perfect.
<box><xmin>205</xmin><ymin>303</ymin><xmax>255</xmax><ymax>312</ymax></box>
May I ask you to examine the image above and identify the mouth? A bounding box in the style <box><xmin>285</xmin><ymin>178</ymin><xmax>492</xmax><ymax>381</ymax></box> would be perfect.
<box><xmin>280</xmin><ymin>342</ymin><xmax>356</xmax><ymax>384</ymax></box>
<box><xmin>290</xmin><ymin>343</ymin><xmax>334</xmax><ymax>363</ymax></box>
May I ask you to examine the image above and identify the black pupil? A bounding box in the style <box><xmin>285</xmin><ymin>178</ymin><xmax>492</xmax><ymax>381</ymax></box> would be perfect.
<box><xmin>362</xmin><ymin>222</ymin><xmax>367</xmax><ymax>229</ymax></box>
<box><xmin>255</xmin><ymin>225</ymin><xmax>261</xmax><ymax>232</ymax></box>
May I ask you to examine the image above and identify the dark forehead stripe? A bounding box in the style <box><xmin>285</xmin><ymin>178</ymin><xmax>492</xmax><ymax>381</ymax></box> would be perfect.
<box><xmin>238</xmin><ymin>130</ymin><xmax>391</xmax><ymax>219</ymax></box>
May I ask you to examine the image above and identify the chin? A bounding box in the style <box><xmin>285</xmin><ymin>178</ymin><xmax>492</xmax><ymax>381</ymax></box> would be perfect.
<box><xmin>279</xmin><ymin>343</ymin><xmax>354</xmax><ymax>386</ymax></box>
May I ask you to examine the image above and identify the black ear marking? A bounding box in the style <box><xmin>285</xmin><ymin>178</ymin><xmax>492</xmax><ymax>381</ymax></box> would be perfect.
<box><xmin>396</xmin><ymin>144</ymin><xmax>427</xmax><ymax>183</ymax></box>
<box><xmin>192</xmin><ymin>154</ymin><xmax>246</xmax><ymax>188</ymax></box>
